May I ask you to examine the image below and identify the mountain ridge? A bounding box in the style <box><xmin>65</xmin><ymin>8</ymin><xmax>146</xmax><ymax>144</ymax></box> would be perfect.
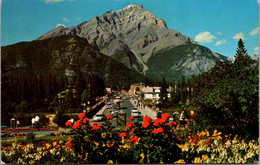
<box><xmin>36</xmin><ymin>3</ymin><xmax>229</xmax><ymax>81</ymax></box>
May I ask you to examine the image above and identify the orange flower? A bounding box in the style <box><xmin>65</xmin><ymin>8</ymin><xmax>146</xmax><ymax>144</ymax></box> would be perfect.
<box><xmin>129</xmin><ymin>116</ymin><xmax>135</xmax><ymax>121</ymax></box>
<box><xmin>143</xmin><ymin>116</ymin><xmax>152</xmax><ymax>123</ymax></box>
<box><xmin>79</xmin><ymin>113</ymin><xmax>86</xmax><ymax>119</ymax></box>
<box><xmin>142</xmin><ymin>122</ymin><xmax>150</xmax><ymax>128</ymax></box>
<box><xmin>127</xmin><ymin>122</ymin><xmax>134</xmax><ymax>129</ymax></box>
<box><xmin>65</xmin><ymin>120</ymin><xmax>72</xmax><ymax>127</ymax></box>
<box><xmin>107</xmin><ymin>115</ymin><xmax>113</xmax><ymax>120</ymax></box>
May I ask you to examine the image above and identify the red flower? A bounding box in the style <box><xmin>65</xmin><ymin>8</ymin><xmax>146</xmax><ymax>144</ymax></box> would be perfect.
<box><xmin>127</xmin><ymin>122</ymin><xmax>134</xmax><ymax>129</ymax></box>
<box><xmin>83</xmin><ymin>117</ymin><xmax>89</xmax><ymax>123</ymax></box>
<box><xmin>177</xmin><ymin>136</ymin><xmax>181</xmax><ymax>141</ymax></box>
<box><xmin>67</xmin><ymin>138</ymin><xmax>74</xmax><ymax>148</ymax></box>
<box><xmin>161</xmin><ymin>118</ymin><xmax>167</xmax><ymax>124</ymax></box>
<box><xmin>79</xmin><ymin>113</ymin><xmax>86</xmax><ymax>119</ymax></box>
<box><xmin>130</xmin><ymin>136</ymin><xmax>139</xmax><ymax>144</ymax></box>
<box><xmin>131</xmin><ymin>129</ymin><xmax>135</xmax><ymax>135</ymax></box>
<box><xmin>205</xmin><ymin>140</ymin><xmax>211</xmax><ymax>145</ymax></box>
<box><xmin>157</xmin><ymin>127</ymin><xmax>163</xmax><ymax>133</ymax></box>
<box><xmin>91</xmin><ymin>125</ymin><xmax>101</xmax><ymax>131</ymax></box>
<box><xmin>153</xmin><ymin>119</ymin><xmax>162</xmax><ymax>127</ymax></box>
<box><xmin>93</xmin><ymin>121</ymin><xmax>98</xmax><ymax>125</ymax></box>
<box><xmin>65</xmin><ymin>120</ymin><xmax>72</xmax><ymax>127</ymax></box>
<box><xmin>152</xmin><ymin>129</ymin><xmax>158</xmax><ymax>134</ymax></box>
<box><xmin>72</xmin><ymin>120</ymin><xmax>82</xmax><ymax>129</ymax></box>
<box><xmin>161</xmin><ymin>113</ymin><xmax>170</xmax><ymax>120</ymax></box>
<box><xmin>169</xmin><ymin>121</ymin><xmax>177</xmax><ymax>127</ymax></box>
<box><xmin>193</xmin><ymin>135</ymin><xmax>198</xmax><ymax>144</ymax></box>
<box><xmin>107</xmin><ymin>115</ymin><xmax>113</xmax><ymax>120</ymax></box>
<box><xmin>143</xmin><ymin>116</ymin><xmax>152</xmax><ymax>123</ymax></box>
<box><xmin>129</xmin><ymin>116</ymin><xmax>135</xmax><ymax>121</ymax></box>
<box><xmin>120</xmin><ymin>132</ymin><xmax>127</xmax><ymax>138</ymax></box>
<box><xmin>142</xmin><ymin>122</ymin><xmax>150</xmax><ymax>128</ymax></box>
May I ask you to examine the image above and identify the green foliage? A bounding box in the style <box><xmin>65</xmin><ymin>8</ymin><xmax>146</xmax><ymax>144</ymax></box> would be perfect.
<box><xmin>53</xmin><ymin>110</ymin><xmax>70</xmax><ymax>127</ymax></box>
<box><xmin>191</xmin><ymin>39</ymin><xmax>259</xmax><ymax>138</ymax></box>
<box><xmin>26</xmin><ymin>132</ymin><xmax>36</xmax><ymax>143</ymax></box>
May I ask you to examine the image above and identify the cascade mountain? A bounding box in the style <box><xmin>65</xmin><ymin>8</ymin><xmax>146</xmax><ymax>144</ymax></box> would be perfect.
<box><xmin>37</xmin><ymin>3</ymin><xmax>230</xmax><ymax>81</ymax></box>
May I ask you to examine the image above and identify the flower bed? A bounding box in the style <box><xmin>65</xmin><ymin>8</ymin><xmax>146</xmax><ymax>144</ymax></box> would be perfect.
<box><xmin>1</xmin><ymin>113</ymin><xmax>259</xmax><ymax>164</ymax></box>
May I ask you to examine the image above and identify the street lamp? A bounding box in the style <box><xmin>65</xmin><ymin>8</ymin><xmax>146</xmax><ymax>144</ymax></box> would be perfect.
<box><xmin>88</xmin><ymin>101</ymin><xmax>90</xmax><ymax>112</ymax></box>
<box><xmin>82</xmin><ymin>103</ymin><xmax>86</xmax><ymax>113</ymax></box>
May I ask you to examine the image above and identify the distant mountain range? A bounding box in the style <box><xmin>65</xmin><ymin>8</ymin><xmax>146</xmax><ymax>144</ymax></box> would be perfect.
<box><xmin>36</xmin><ymin>3</ymin><xmax>230</xmax><ymax>81</ymax></box>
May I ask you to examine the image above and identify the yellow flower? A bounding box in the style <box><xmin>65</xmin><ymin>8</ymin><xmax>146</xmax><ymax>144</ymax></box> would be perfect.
<box><xmin>107</xmin><ymin>160</ymin><xmax>113</xmax><ymax>164</ymax></box>
<box><xmin>45</xmin><ymin>143</ymin><xmax>51</xmax><ymax>149</ymax></box>
<box><xmin>202</xmin><ymin>155</ymin><xmax>208</xmax><ymax>161</ymax></box>
<box><xmin>140</xmin><ymin>153</ymin><xmax>145</xmax><ymax>160</ymax></box>
<box><xmin>174</xmin><ymin>159</ymin><xmax>185</xmax><ymax>164</ymax></box>
<box><xmin>194</xmin><ymin>157</ymin><xmax>202</xmax><ymax>163</ymax></box>
<box><xmin>59</xmin><ymin>140</ymin><xmax>63</xmax><ymax>144</ymax></box>
<box><xmin>53</xmin><ymin>141</ymin><xmax>57</xmax><ymax>147</ymax></box>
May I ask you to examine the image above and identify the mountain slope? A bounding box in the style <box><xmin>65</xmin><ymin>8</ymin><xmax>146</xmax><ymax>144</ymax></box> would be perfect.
<box><xmin>2</xmin><ymin>35</ymin><xmax>147</xmax><ymax>88</ymax></box>
<box><xmin>147</xmin><ymin>44</ymin><xmax>229</xmax><ymax>81</ymax></box>
<box><xmin>36</xmin><ymin>3</ymin><xmax>229</xmax><ymax>81</ymax></box>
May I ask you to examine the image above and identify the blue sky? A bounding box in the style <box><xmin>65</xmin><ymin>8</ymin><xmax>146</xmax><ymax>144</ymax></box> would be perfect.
<box><xmin>2</xmin><ymin>0</ymin><xmax>259</xmax><ymax>57</ymax></box>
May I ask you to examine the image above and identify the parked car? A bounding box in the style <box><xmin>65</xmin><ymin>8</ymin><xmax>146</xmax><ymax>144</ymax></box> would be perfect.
<box><xmin>131</xmin><ymin>111</ymin><xmax>141</xmax><ymax>117</ymax></box>
<box><xmin>106</xmin><ymin>102</ymin><xmax>112</xmax><ymax>109</ymax></box>
<box><xmin>131</xmin><ymin>107</ymin><xmax>138</xmax><ymax>113</ymax></box>
<box><xmin>93</xmin><ymin>114</ymin><xmax>105</xmax><ymax>121</ymax></box>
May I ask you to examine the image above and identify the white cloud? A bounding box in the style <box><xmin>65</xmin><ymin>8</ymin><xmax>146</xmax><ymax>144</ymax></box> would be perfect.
<box><xmin>56</xmin><ymin>24</ymin><xmax>66</xmax><ymax>28</ymax></box>
<box><xmin>76</xmin><ymin>17</ymin><xmax>82</xmax><ymax>21</ymax></box>
<box><xmin>42</xmin><ymin>0</ymin><xmax>64</xmax><ymax>4</ymax></box>
<box><xmin>254</xmin><ymin>46</ymin><xmax>259</xmax><ymax>55</ymax></box>
<box><xmin>217</xmin><ymin>32</ymin><xmax>223</xmax><ymax>35</ymax></box>
<box><xmin>249</xmin><ymin>26</ymin><xmax>259</xmax><ymax>36</ymax></box>
<box><xmin>63</xmin><ymin>18</ymin><xmax>70</xmax><ymax>22</ymax></box>
<box><xmin>42</xmin><ymin>0</ymin><xmax>75</xmax><ymax>4</ymax></box>
<box><xmin>257</xmin><ymin>0</ymin><xmax>259</xmax><ymax>3</ymax></box>
<box><xmin>232</xmin><ymin>32</ymin><xmax>246</xmax><ymax>40</ymax></box>
<box><xmin>194</xmin><ymin>31</ymin><xmax>216</xmax><ymax>43</ymax></box>
<box><xmin>215</xmin><ymin>40</ymin><xmax>227</xmax><ymax>46</ymax></box>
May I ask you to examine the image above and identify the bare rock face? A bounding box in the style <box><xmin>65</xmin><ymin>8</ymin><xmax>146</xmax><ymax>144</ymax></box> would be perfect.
<box><xmin>36</xmin><ymin>3</ymin><xmax>229</xmax><ymax>81</ymax></box>
<box><xmin>37</xmin><ymin>4</ymin><xmax>196</xmax><ymax>73</ymax></box>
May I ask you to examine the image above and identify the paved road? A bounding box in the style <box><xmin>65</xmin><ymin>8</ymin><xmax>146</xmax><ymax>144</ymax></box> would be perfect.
<box><xmin>129</xmin><ymin>99</ymin><xmax>157</xmax><ymax>119</ymax></box>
